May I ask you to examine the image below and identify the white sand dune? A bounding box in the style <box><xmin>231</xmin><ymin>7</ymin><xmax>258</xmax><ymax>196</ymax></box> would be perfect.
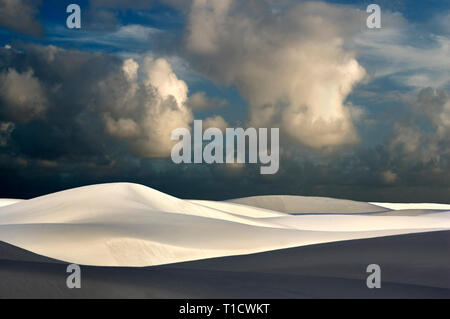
<box><xmin>0</xmin><ymin>199</ymin><xmax>23</xmax><ymax>208</ymax></box>
<box><xmin>371</xmin><ymin>202</ymin><xmax>450</xmax><ymax>211</ymax></box>
<box><xmin>0</xmin><ymin>183</ymin><xmax>449</xmax><ymax>267</ymax></box>
<box><xmin>229</xmin><ymin>195</ymin><xmax>388</xmax><ymax>214</ymax></box>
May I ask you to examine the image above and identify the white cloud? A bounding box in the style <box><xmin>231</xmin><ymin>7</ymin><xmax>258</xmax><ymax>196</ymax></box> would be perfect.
<box><xmin>186</xmin><ymin>0</ymin><xmax>366</xmax><ymax>149</ymax></box>
<box><xmin>100</xmin><ymin>57</ymin><xmax>193</xmax><ymax>157</ymax></box>
<box><xmin>122</xmin><ymin>58</ymin><xmax>139</xmax><ymax>81</ymax></box>
<box><xmin>143</xmin><ymin>57</ymin><xmax>188</xmax><ymax>106</ymax></box>
<box><xmin>186</xmin><ymin>91</ymin><xmax>228</xmax><ymax>111</ymax></box>
<box><xmin>203</xmin><ymin>115</ymin><xmax>228</xmax><ymax>132</ymax></box>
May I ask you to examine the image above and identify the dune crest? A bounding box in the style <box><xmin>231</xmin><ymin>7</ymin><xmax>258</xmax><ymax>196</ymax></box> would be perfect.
<box><xmin>0</xmin><ymin>183</ymin><xmax>449</xmax><ymax>267</ymax></box>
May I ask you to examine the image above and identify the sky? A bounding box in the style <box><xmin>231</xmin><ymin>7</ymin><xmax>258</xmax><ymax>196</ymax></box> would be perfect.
<box><xmin>0</xmin><ymin>0</ymin><xmax>449</xmax><ymax>202</ymax></box>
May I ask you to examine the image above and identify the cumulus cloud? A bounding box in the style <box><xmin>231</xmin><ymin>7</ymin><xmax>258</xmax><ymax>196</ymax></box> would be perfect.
<box><xmin>0</xmin><ymin>44</ymin><xmax>195</xmax><ymax>160</ymax></box>
<box><xmin>143</xmin><ymin>57</ymin><xmax>188</xmax><ymax>106</ymax></box>
<box><xmin>99</xmin><ymin>57</ymin><xmax>193</xmax><ymax>157</ymax></box>
<box><xmin>0</xmin><ymin>0</ymin><xmax>43</xmax><ymax>36</ymax></box>
<box><xmin>203</xmin><ymin>115</ymin><xmax>228</xmax><ymax>132</ymax></box>
<box><xmin>185</xmin><ymin>0</ymin><xmax>366</xmax><ymax>149</ymax></box>
<box><xmin>417</xmin><ymin>88</ymin><xmax>450</xmax><ymax>138</ymax></box>
<box><xmin>104</xmin><ymin>115</ymin><xmax>141</xmax><ymax>139</ymax></box>
<box><xmin>0</xmin><ymin>68</ymin><xmax>49</xmax><ymax>122</ymax></box>
<box><xmin>186</xmin><ymin>91</ymin><xmax>228</xmax><ymax>112</ymax></box>
<box><xmin>390</xmin><ymin>88</ymin><xmax>450</xmax><ymax>163</ymax></box>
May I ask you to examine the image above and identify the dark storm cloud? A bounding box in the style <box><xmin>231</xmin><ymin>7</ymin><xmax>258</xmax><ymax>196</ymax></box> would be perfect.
<box><xmin>0</xmin><ymin>44</ymin><xmax>122</xmax><ymax>159</ymax></box>
<box><xmin>1</xmin><ymin>143</ymin><xmax>449</xmax><ymax>203</ymax></box>
<box><xmin>390</xmin><ymin>87</ymin><xmax>450</xmax><ymax>163</ymax></box>
<box><xmin>0</xmin><ymin>44</ymin><xmax>192</xmax><ymax>164</ymax></box>
<box><xmin>0</xmin><ymin>0</ymin><xmax>43</xmax><ymax>36</ymax></box>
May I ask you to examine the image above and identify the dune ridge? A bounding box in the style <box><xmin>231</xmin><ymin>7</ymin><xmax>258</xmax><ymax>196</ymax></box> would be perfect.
<box><xmin>0</xmin><ymin>183</ymin><xmax>449</xmax><ymax>267</ymax></box>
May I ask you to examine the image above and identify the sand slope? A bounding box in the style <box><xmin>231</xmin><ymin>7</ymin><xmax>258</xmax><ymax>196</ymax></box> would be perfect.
<box><xmin>0</xmin><ymin>183</ymin><xmax>449</xmax><ymax>267</ymax></box>
<box><xmin>371</xmin><ymin>202</ymin><xmax>450</xmax><ymax>211</ymax></box>
<box><xmin>229</xmin><ymin>195</ymin><xmax>388</xmax><ymax>214</ymax></box>
<box><xmin>0</xmin><ymin>199</ymin><xmax>23</xmax><ymax>208</ymax></box>
<box><xmin>0</xmin><ymin>231</ymin><xmax>449</xmax><ymax>298</ymax></box>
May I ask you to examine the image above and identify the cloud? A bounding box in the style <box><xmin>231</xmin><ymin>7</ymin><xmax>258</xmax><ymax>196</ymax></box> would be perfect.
<box><xmin>185</xmin><ymin>0</ymin><xmax>366</xmax><ymax>149</ymax></box>
<box><xmin>84</xmin><ymin>1</ymin><xmax>155</xmax><ymax>31</ymax></box>
<box><xmin>104</xmin><ymin>115</ymin><xmax>141</xmax><ymax>139</ymax></box>
<box><xmin>0</xmin><ymin>0</ymin><xmax>43</xmax><ymax>36</ymax></box>
<box><xmin>0</xmin><ymin>45</ymin><xmax>448</xmax><ymax>202</ymax></box>
<box><xmin>85</xmin><ymin>0</ymin><xmax>190</xmax><ymax>30</ymax></box>
<box><xmin>353</xmin><ymin>11</ymin><xmax>450</xmax><ymax>89</ymax></box>
<box><xmin>50</xmin><ymin>24</ymin><xmax>160</xmax><ymax>48</ymax></box>
<box><xmin>0</xmin><ymin>121</ymin><xmax>14</xmax><ymax>146</ymax></box>
<box><xmin>99</xmin><ymin>57</ymin><xmax>193</xmax><ymax>157</ymax></box>
<box><xmin>417</xmin><ymin>88</ymin><xmax>450</xmax><ymax>138</ymax></box>
<box><xmin>0</xmin><ymin>44</ymin><xmax>194</xmax><ymax>160</ymax></box>
<box><xmin>203</xmin><ymin>115</ymin><xmax>228</xmax><ymax>132</ymax></box>
<box><xmin>143</xmin><ymin>57</ymin><xmax>188</xmax><ymax>106</ymax></box>
<box><xmin>90</xmin><ymin>0</ymin><xmax>154</xmax><ymax>10</ymax></box>
<box><xmin>381</xmin><ymin>170</ymin><xmax>398</xmax><ymax>185</ymax></box>
<box><xmin>186</xmin><ymin>91</ymin><xmax>228</xmax><ymax>111</ymax></box>
<box><xmin>0</xmin><ymin>68</ymin><xmax>49</xmax><ymax>122</ymax></box>
<box><xmin>90</xmin><ymin>0</ymin><xmax>190</xmax><ymax>10</ymax></box>
<box><xmin>1</xmin><ymin>1</ymin><xmax>449</xmax><ymax>203</ymax></box>
<box><xmin>389</xmin><ymin>88</ymin><xmax>450</xmax><ymax>163</ymax></box>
